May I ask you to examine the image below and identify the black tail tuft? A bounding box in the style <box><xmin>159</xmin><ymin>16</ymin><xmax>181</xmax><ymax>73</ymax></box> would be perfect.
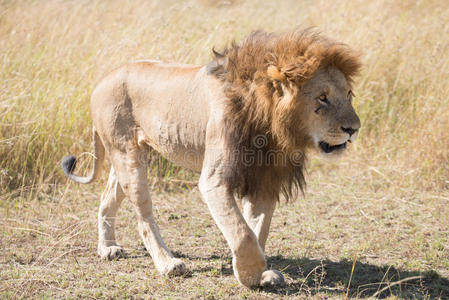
<box><xmin>61</xmin><ymin>155</ymin><xmax>77</xmax><ymax>176</ymax></box>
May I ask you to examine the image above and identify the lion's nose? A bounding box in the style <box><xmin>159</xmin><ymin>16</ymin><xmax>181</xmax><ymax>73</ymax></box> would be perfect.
<box><xmin>341</xmin><ymin>126</ymin><xmax>357</xmax><ymax>137</ymax></box>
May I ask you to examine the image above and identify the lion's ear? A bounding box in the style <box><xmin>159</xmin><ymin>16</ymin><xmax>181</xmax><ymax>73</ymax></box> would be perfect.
<box><xmin>267</xmin><ymin>65</ymin><xmax>286</xmax><ymax>82</ymax></box>
<box><xmin>207</xmin><ymin>48</ymin><xmax>228</xmax><ymax>75</ymax></box>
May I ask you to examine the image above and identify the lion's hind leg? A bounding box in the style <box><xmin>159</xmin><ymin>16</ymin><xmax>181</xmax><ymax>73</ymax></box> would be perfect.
<box><xmin>98</xmin><ymin>167</ymin><xmax>126</xmax><ymax>260</ymax></box>
<box><xmin>110</xmin><ymin>148</ymin><xmax>187</xmax><ymax>276</ymax></box>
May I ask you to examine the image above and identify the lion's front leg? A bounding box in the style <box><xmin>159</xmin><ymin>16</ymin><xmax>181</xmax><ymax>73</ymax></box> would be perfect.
<box><xmin>241</xmin><ymin>195</ymin><xmax>276</xmax><ymax>252</ymax></box>
<box><xmin>198</xmin><ymin>170</ymin><xmax>264</xmax><ymax>287</ymax></box>
<box><xmin>199</xmin><ymin>157</ymin><xmax>283</xmax><ymax>287</ymax></box>
<box><xmin>241</xmin><ymin>195</ymin><xmax>284</xmax><ymax>286</ymax></box>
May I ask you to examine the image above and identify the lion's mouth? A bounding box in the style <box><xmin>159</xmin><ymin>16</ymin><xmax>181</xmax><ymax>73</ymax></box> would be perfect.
<box><xmin>319</xmin><ymin>141</ymin><xmax>347</xmax><ymax>153</ymax></box>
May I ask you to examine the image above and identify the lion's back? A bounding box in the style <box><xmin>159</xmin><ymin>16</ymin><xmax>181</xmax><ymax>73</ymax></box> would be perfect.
<box><xmin>90</xmin><ymin>60</ymin><xmax>220</xmax><ymax>172</ymax></box>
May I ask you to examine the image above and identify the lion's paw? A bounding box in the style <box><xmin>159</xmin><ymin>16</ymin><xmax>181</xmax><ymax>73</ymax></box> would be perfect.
<box><xmin>159</xmin><ymin>258</ymin><xmax>187</xmax><ymax>276</ymax></box>
<box><xmin>260</xmin><ymin>269</ymin><xmax>285</xmax><ymax>287</ymax></box>
<box><xmin>98</xmin><ymin>245</ymin><xmax>126</xmax><ymax>260</ymax></box>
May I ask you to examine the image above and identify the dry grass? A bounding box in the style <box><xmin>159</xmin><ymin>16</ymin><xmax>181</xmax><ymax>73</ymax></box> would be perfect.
<box><xmin>1</xmin><ymin>0</ymin><xmax>449</xmax><ymax>192</ymax></box>
<box><xmin>1</xmin><ymin>171</ymin><xmax>448</xmax><ymax>298</ymax></box>
<box><xmin>1</xmin><ymin>0</ymin><xmax>449</xmax><ymax>298</ymax></box>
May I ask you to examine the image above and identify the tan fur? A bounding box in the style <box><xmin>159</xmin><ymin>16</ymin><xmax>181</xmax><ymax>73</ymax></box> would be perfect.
<box><xmin>62</xmin><ymin>29</ymin><xmax>361</xmax><ymax>287</ymax></box>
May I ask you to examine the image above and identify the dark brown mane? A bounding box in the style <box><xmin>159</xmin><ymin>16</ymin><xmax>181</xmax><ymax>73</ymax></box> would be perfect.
<box><xmin>208</xmin><ymin>28</ymin><xmax>361</xmax><ymax>200</ymax></box>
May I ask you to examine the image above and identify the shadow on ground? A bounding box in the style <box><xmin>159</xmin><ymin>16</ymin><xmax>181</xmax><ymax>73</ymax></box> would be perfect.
<box><xmin>260</xmin><ymin>255</ymin><xmax>449</xmax><ymax>298</ymax></box>
<box><xmin>131</xmin><ymin>249</ymin><xmax>449</xmax><ymax>298</ymax></box>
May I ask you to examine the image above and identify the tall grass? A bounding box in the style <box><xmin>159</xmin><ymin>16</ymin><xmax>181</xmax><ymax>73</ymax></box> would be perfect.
<box><xmin>1</xmin><ymin>0</ymin><xmax>448</xmax><ymax>195</ymax></box>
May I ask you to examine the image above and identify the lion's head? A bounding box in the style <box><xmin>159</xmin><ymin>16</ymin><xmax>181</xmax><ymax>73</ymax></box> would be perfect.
<box><xmin>284</xmin><ymin>66</ymin><xmax>361</xmax><ymax>158</ymax></box>
<box><xmin>208</xmin><ymin>28</ymin><xmax>362</xmax><ymax>200</ymax></box>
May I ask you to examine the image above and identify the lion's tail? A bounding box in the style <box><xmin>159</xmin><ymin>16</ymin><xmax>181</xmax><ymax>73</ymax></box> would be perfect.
<box><xmin>61</xmin><ymin>128</ymin><xmax>105</xmax><ymax>184</ymax></box>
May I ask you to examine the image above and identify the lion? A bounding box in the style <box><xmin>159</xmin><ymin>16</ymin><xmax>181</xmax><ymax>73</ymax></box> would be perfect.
<box><xmin>61</xmin><ymin>28</ymin><xmax>361</xmax><ymax>287</ymax></box>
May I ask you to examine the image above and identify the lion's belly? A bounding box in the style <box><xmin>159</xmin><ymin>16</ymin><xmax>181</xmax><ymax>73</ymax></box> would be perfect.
<box><xmin>138</xmin><ymin>110</ymin><xmax>206</xmax><ymax>172</ymax></box>
<box><xmin>153</xmin><ymin>146</ymin><xmax>205</xmax><ymax>172</ymax></box>
<box><xmin>142</xmin><ymin>120</ymin><xmax>206</xmax><ymax>173</ymax></box>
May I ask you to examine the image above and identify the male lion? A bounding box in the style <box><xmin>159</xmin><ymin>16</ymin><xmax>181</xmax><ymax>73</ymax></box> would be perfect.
<box><xmin>62</xmin><ymin>29</ymin><xmax>361</xmax><ymax>287</ymax></box>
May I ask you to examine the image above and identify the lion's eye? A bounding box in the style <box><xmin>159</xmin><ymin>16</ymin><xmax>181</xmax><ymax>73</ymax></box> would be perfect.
<box><xmin>318</xmin><ymin>94</ymin><xmax>329</xmax><ymax>104</ymax></box>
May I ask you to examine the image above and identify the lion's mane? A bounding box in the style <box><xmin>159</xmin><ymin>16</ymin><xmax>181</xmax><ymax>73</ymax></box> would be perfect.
<box><xmin>208</xmin><ymin>28</ymin><xmax>362</xmax><ymax>200</ymax></box>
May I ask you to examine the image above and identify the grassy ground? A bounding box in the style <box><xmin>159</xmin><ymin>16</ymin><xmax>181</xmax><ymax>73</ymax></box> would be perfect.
<box><xmin>1</xmin><ymin>0</ymin><xmax>449</xmax><ymax>298</ymax></box>
<box><xmin>1</xmin><ymin>159</ymin><xmax>449</xmax><ymax>299</ymax></box>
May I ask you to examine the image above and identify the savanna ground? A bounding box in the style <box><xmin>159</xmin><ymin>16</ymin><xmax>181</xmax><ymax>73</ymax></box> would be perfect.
<box><xmin>1</xmin><ymin>0</ymin><xmax>448</xmax><ymax>298</ymax></box>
